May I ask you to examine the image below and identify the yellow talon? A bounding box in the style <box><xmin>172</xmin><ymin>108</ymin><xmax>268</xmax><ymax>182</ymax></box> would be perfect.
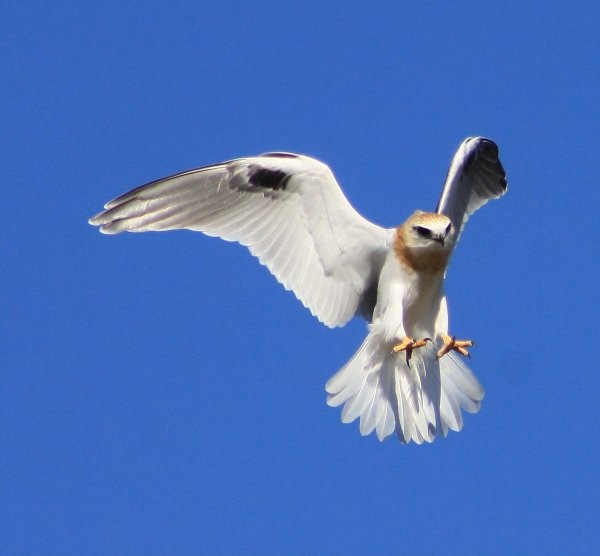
<box><xmin>392</xmin><ymin>337</ymin><xmax>431</xmax><ymax>365</ymax></box>
<box><xmin>437</xmin><ymin>333</ymin><xmax>474</xmax><ymax>359</ymax></box>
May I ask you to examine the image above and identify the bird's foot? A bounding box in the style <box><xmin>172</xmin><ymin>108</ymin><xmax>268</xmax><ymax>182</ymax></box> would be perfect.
<box><xmin>392</xmin><ymin>337</ymin><xmax>432</xmax><ymax>365</ymax></box>
<box><xmin>437</xmin><ymin>333</ymin><xmax>473</xmax><ymax>359</ymax></box>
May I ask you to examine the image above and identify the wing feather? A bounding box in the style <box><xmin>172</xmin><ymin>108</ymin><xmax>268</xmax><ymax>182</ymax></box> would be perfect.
<box><xmin>90</xmin><ymin>154</ymin><xmax>393</xmax><ymax>327</ymax></box>
<box><xmin>436</xmin><ymin>137</ymin><xmax>507</xmax><ymax>241</ymax></box>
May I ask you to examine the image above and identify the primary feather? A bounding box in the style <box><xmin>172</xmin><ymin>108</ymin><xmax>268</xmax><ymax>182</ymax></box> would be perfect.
<box><xmin>436</xmin><ymin>137</ymin><xmax>507</xmax><ymax>238</ymax></box>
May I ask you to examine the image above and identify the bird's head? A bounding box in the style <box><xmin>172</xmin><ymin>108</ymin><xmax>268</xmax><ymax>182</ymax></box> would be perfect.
<box><xmin>394</xmin><ymin>211</ymin><xmax>454</xmax><ymax>273</ymax></box>
<box><xmin>405</xmin><ymin>211</ymin><xmax>454</xmax><ymax>249</ymax></box>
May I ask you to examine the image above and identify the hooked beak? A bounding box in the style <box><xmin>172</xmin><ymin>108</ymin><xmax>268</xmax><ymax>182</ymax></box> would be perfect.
<box><xmin>433</xmin><ymin>235</ymin><xmax>445</xmax><ymax>247</ymax></box>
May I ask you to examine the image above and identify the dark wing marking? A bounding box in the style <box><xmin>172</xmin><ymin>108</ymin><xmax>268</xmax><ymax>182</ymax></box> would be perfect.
<box><xmin>436</xmin><ymin>137</ymin><xmax>507</xmax><ymax>241</ymax></box>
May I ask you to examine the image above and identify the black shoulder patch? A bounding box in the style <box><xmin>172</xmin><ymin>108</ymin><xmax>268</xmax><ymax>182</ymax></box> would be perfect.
<box><xmin>248</xmin><ymin>165</ymin><xmax>291</xmax><ymax>191</ymax></box>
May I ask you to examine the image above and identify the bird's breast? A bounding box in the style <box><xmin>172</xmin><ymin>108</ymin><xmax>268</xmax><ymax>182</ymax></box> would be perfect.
<box><xmin>373</xmin><ymin>244</ymin><xmax>445</xmax><ymax>341</ymax></box>
<box><xmin>402</xmin><ymin>273</ymin><xmax>444</xmax><ymax>337</ymax></box>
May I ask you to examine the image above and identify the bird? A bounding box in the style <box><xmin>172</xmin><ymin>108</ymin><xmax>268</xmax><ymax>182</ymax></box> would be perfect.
<box><xmin>89</xmin><ymin>137</ymin><xmax>507</xmax><ymax>444</ymax></box>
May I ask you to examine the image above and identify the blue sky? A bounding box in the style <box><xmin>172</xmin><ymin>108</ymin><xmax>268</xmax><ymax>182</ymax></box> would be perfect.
<box><xmin>3</xmin><ymin>2</ymin><xmax>599</xmax><ymax>554</ymax></box>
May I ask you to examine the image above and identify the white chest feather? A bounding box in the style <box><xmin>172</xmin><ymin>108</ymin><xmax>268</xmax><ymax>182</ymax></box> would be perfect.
<box><xmin>371</xmin><ymin>250</ymin><xmax>445</xmax><ymax>342</ymax></box>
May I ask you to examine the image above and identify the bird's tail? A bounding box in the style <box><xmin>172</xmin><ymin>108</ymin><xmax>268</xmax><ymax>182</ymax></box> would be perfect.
<box><xmin>325</xmin><ymin>330</ymin><xmax>484</xmax><ymax>444</ymax></box>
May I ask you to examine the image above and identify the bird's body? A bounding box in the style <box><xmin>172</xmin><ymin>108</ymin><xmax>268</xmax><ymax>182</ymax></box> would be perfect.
<box><xmin>326</xmin><ymin>212</ymin><xmax>476</xmax><ymax>443</ymax></box>
<box><xmin>90</xmin><ymin>137</ymin><xmax>507</xmax><ymax>444</ymax></box>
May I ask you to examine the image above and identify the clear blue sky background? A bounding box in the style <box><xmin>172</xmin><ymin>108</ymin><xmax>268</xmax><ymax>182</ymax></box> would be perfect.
<box><xmin>3</xmin><ymin>2</ymin><xmax>598</xmax><ymax>554</ymax></box>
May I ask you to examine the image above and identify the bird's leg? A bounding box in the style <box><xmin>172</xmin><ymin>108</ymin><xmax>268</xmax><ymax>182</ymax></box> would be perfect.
<box><xmin>392</xmin><ymin>337</ymin><xmax>431</xmax><ymax>365</ymax></box>
<box><xmin>437</xmin><ymin>333</ymin><xmax>473</xmax><ymax>359</ymax></box>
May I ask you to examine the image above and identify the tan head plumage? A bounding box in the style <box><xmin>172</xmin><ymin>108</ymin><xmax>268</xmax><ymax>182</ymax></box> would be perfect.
<box><xmin>394</xmin><ymin>211</ymin><xmax>454</xmax><ymax>274</ymax></box>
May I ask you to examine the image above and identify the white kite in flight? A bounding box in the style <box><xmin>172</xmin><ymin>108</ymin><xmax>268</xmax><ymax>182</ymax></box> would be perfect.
<box><xmin>90</xmin><ymin>137</ymin><xmax>507</xmax><ymax>444</ymax></box>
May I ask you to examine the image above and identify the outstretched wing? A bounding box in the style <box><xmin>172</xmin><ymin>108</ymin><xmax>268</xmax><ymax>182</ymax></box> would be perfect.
<box><xmin>436</xmin><ymin>137</ymin><xmax>507</xmax><ymax>241</ymax></box>
<box><xmin>89</xmin><ymin>153</ymin><xmax>393</xmax><ymax>327</ymax></box>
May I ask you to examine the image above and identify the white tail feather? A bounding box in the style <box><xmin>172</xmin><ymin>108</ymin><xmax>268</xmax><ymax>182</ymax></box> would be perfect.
<box><xmin>326</xmin><ymin>332</ymin><xmax>484</xmax><ymax>444</ymax></box>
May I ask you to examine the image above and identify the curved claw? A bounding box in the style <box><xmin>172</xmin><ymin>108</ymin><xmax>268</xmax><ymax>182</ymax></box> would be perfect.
<box><xmin>392</xmin><ymin>337</ymin><xmax>432</xmax><ymax>366</ymax></box>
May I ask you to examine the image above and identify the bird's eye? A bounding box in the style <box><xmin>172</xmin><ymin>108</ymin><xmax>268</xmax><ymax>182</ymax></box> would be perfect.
<box><xmin>413</xmin><ymin>226</ymin><xmax>431</xmax><ymax>237</ymax></box>
<box><xmin>445</xmin><ymin>222</ymin><xmax>452</xmax><ymax>234</ymax></box>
